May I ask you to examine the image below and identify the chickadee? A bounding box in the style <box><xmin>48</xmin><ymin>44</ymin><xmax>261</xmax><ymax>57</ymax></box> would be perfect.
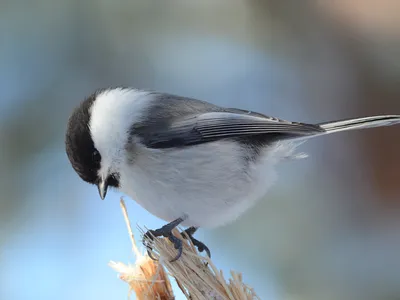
<box><xmin>65</xmin><ymin>87</ymin><xmax>400</xmax><ymax>261</ymax></box>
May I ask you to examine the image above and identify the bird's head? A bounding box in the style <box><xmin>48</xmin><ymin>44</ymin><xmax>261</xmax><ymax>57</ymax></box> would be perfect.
<box><xmin>65</xmin><ymin>87</ymin><xmax>145</xmax><ymax>199</ymax></box>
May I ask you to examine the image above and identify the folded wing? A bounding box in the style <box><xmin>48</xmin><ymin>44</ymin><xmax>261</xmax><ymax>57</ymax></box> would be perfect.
<box><xmin>143</xmin><ymin>111</ymin><xmax>324</xmax><ymax>149</ymax></box>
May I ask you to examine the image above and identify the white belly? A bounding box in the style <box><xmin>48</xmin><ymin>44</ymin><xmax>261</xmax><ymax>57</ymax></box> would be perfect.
<box><xmin>119</xmin><ymin>140</ymin><xmax>297</xmax><ymax>228</ymax></box>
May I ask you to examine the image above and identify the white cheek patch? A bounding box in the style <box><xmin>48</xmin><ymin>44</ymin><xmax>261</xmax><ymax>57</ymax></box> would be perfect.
<box><xmin>89</xmin><ymin>88</ymin><xmax>154</xmax><ymax>175</ymax></box>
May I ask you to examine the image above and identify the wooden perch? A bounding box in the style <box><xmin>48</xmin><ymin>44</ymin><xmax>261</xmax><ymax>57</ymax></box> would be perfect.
<box><xmin>109</xmin><ymin>198</ymin><xmax>260</xmax><ymax>300</ymax></box>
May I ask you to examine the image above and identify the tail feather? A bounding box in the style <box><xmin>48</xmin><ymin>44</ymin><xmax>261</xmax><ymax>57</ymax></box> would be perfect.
<box><xmin>317</xmin><ymin>115</ymin><xmax>400</xmax><ymax>134</ymax></box>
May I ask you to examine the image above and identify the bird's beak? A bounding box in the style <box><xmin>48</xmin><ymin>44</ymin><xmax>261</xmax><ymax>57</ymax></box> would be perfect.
<box><xmin>97</xmin><ymin>178</ymin><xmax>108</xmax><ymax>200</ymax></box>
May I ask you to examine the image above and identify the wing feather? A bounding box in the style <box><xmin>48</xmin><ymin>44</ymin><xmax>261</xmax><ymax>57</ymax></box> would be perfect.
<box><xmin>143</xmin><ymin>111</ymin><xmax>323</xmax><ymax>148</ymax></box>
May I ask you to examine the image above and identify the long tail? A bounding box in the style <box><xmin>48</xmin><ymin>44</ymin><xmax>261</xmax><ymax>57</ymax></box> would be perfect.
<box><xmin>317</xmin><ymin>115</ymin><xmax>400</xmax><ymax>134</ymax></box>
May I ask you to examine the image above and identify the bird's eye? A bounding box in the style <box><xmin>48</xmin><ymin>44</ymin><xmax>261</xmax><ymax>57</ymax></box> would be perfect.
<box><xmin>92</xmin><ymin>150</ymin><xmax>101</xmax><ymax>162</ymax></box>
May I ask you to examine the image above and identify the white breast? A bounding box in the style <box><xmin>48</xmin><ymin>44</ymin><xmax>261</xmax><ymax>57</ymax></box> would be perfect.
<box><xmin>119</xmin><ymin>140</ymin><xmax>299</xmax><ymax>228</ymax></box>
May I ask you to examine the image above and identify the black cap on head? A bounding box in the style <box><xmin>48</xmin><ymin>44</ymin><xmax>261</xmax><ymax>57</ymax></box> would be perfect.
<box><xmin>66</xmin><ymin>89</ymin><xmax>121</xmax><ymax>199</ymax></box>
<box><xmin>65</xmin><ymin>92</ymin><xmax>101</xmax><ymax>185</ymax></box>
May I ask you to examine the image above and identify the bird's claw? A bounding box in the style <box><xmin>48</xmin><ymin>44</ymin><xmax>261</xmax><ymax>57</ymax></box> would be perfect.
<box><xmin>167</xmin><ymin>233</ymin><xmax>183</xmax><ymax>262</ymax></box>
<box><xmin>182</xmin><ymin>227</ymin><xmax>211</xmax><ymax>258</ymax></box>
<box><xmin>143</xmin><ymin>230</ymin><xmax>159</xmax><ymax>261</ymax></box>
<box><xmin>143</xmin><ymin>218</ymin><xmax>185</xmax><ymax>262</ymax></box>
<box><xmin>143</xmin><ymin>221</ymin><xmax>210</xmax><ymax>262</ymax></box>
<box><xmin>144</xmin><ymin>230</ymin><xmax>184</xmax><ymax>262</ymax></box>
<box><xmin>191</xmin><ymin>237</ymin><xmax>211</xmax><ymax>258</ymax></box>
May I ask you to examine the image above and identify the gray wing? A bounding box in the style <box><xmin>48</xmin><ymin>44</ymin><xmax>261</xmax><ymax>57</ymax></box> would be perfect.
<box><xmin>138</xmin><ymin>110</ymin><xmax>324</xmax><ymax>149</ymax></box>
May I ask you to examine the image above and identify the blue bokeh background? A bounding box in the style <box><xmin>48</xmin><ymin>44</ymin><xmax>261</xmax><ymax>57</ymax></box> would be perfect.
<box><xmin>2</xmin><ymin>1</ymin><xmax>400</xmax><ymax>299</ymax></box>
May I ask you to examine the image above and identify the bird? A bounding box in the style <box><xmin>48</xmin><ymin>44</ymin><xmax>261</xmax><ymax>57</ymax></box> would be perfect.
<box><xmin>65</xmin><ymin>87</ymin><xmax>400</xmax><ymax>261</ymax></box>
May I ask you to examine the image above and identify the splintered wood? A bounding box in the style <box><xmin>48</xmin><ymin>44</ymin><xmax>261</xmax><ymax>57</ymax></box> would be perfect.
<box><xmin>109</xmin><ymin>199</ymin><xmax>259</xmax><ymax>300</ymax></box>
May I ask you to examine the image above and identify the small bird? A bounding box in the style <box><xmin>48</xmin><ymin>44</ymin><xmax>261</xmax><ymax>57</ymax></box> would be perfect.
<box><xmin>65</xmin><ymin>87</ymin><xmax>400</xmax><ymax>261</ymax></box>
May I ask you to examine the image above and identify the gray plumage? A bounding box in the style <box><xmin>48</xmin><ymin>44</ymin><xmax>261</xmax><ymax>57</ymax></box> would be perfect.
<box><xmin>132</xmin><ymin>93</ymin><xmax>322</xmax><ymax>149</ymax></box>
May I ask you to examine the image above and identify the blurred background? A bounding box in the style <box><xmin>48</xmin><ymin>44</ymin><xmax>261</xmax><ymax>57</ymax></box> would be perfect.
<box><xmin>1</xmin><ymin>0</ymin><xmax>400</xmax><ymax>299</ymax></box>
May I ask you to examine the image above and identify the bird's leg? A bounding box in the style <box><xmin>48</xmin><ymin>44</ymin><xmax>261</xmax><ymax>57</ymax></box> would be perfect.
<box><xmin>181</xmin><ymin>226</ymin><xmax>211</xmax><ymax>258</ymax></box>
<box><xmin>143</xmin><ymin>217</ymin><xmax>185</xmax><ymax>262</ymax></box>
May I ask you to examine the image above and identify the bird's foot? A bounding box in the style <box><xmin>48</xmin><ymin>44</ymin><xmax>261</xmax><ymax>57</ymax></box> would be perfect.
<box><xmin>181</xmin><ymin>227</ymin><xmax>211</xmax><ymax>258</ymax></box>
<box><xmin>143</xmin><ymin>218</ymin><xmax>184</xmax><ymax>262</ymax></box>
